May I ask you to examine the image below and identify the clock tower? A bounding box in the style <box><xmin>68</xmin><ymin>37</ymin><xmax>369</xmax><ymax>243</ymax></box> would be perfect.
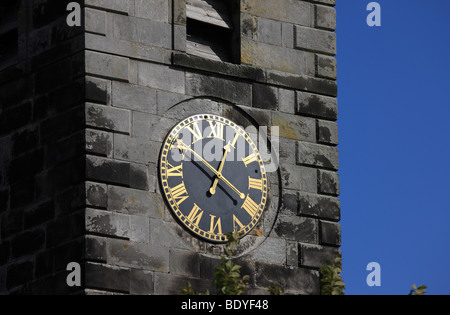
<box><xmin>0</xmin><ymin>0</ymin><xmax>340</xmax><ymax>295</ymax></box>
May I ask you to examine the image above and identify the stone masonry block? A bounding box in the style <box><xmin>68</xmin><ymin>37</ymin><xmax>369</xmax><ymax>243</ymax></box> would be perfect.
<box><xmin>169</xmin><ymin>249</ymin><xmax>201</xmax><ymax>277</ymax></box>
<box><xmin>273</xmin><ymin>214</ymin><xmax>318</xmax><ymax>244</ymax></box>
<box><xmin>316</xmin><ymin>54</ymin><xmax>337</xmax><ymax>80</ymax></box>
<box><xmin>241</xmin><ymin>0</ymin><xmax>312</xmax><ymax>26</ymax></box>
<box><xmin>297</xmin><ymin>91</ymin><xmax>338</xmax><ymax>121</ymax></box>
<box><xmin>242</xmin><ymin>37</ymin><xmax>315</xmax><ymax>76</ymax></box>
<box><xmin>299</xmin><ymin>244</ymin><xmax>340</xmax><ymax>269</ymax></box>
<box><xmin>108</xmin><ymin>185</ymin><xmax>164</xmax><ymax>218</ymax></box>
<box><xmin>86</xmin><ymin>181</ymin><xmax>108</xmax><ymax>209</ymax></box>
<box><xmin>86</xmin><ymin>155</ymin><xmax>148</xmax><ymax>190</ymax></box>
<box><xmin>86</xmin><ymin>76</ymin><xmax>110</xmax><ymax>104</ymax></box>
<box><xmin>85</xmin><ymin>8</ymin><xmax>106</xmax><ymax>35</ymax></box>
<box><xmin>320</xmin><ymin>221</ymin><xmax>341</xmax><ymax>246</ymax></box>
<box><xmin>85</xmin><ymin>208</ymin><xmax>130</xmax><ymax>239</ymax></box>
<box><xmin>86</xmin><ymin>103</ymin><xmax>130</xmax><ymax>134</ymax></box>
<box><xmin>280</xmin><ymin>164</ymin><xmax>317</xmax><ymax>193</ymax></box>
<box><xmin>257</xmin><ymin>17</ymin><xmax>282</xmax><ymax>46</ymax></box>
<box><xmin>131</xmin><ymin>112</ymin><xmax>177</xmax><ymax>143</ymax></box>
<box><xmin>107</xmin><ymin>238</ymin><xmax>169</xmax><ymax>272</ymax></box>
<box><xmin>298</xmin><ymin>191</ymin><xmax>340</xmax><ymax>221</ymax></box>
<box><xmin>134</xmin><ymin>0</ymin><xmax>169</xmax><ymax>23</ymax></box>
<box><xmin>317</xmin><ymin>119</ymin><xmax>339</xmax><ymax>146</ymax></box>
<box><xmin>112</xmin><ymin>82</ymin><xmax>157</xmax><ymax>114</ymax></box>
<box><xmin>85</xmin><ymin>51</ymin><xmax>129</xmax><ymax>81</ymax></box>
<box><xmin>315</xmin><ymin>4</ymin><xmax>336</xmax><ymax>31</ymax></box>
<box><xmin>186</xmin><ymin>72</ymin><xmax>252</xmax><ymax>106</ymax></box>
<box><xmin>255</xmin><ymin>262</ymin><xmax>319</xmax><ymax>295</ymax></box>
<box><xmin>85</xmin><ymin>129</ymin><xmax>113</xmax><ymax>157</ymax></box>
<box><xmin>296</xmin><ymin>141</ymin><xmax>339</xmax><ymax>171</ymax></box>
<box><xmin>113</xmin><ymin>14</ymin><xmax>171</xmax><ymax>49</ymax></box>
<box><xmin>85</xmin><ymin>0</ymin><xmax>129</xmax><ymax>14</ymax></box>
<box><xmin>249</xmin><ymin>237</ymin><xmax>286</xmax><ymax>265</ymax></box>
<box><xmin>252</xmin><ymin>83</ymin><xmax>278</xmax><ymax>110</ymax></box>
<box><xmin>138</xmin><ymin>61</ymin><xmax>185</xmax><ymax>94</ymax></box>
<box><xmin>318</xmin><ymin>169</ymin><xmax>340</xmax><ymax>196</ymax></box>
<box><xmin>295</xmin><ymin>25</ymin><xmax>336</xmax><ymax>55</ymax></box>
<box><xmin>272</xmin><ymin>112</ymin><xmax>316</xmax><ymax>142</ymax></box>
<box><xmin>113</xmin><ymin>133</ymin><xmax>159</xmax><ymax>167</ymax></box>
<box><xmin>85</xmin><ymin>262</ymin><xmax>130</xmax><ymax>293</ymax></box>
<box><xmin>278</xmin><ymin>88</ymin><xmax>296</xmax><ymax>114</ymax></box>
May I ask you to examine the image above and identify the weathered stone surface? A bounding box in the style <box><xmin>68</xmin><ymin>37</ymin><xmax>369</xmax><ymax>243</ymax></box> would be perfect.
<box><xmin>186</xmin><ymin>72</ymin><xmax>252</xmax><ymax>106</ymax></box>
<box><xmin>86</xmin><ymin>129</ymin><xmax>113</xmax><ymax>157</ymax></box>
<box><xmin>272</xmin><ymin>112</ymin><xmax>316</xmax><ymax>142</ymax></box>
<box><xmin>273</xmin><ymin>214</ymin><xmax>318</xmax><ymax>244</ymax></box>
<box><xmin>241</xmin><ymin>0</ymin><xmax>312</xmax><ymax>26</ymax></box>
<box><xmin>255</xmin><ymin>262</ymin><xmax>320</xmax><ymax>295</ymax></box>
<box><xmin>316</xmin><ymin>54</ymin><xmax>337</xmax><ymax>80</ymax></box>
<box><xmin>138</xmin><ymin>61</ymin><xmax>185</xmax><ymax>94</ymax></box>
<box><xmin>86</xmin><ymin>182</ymin><xmax>108</xmax><ymax>209</ymax></box>
<box><xmin>112</xmin><ymin>82</ymin><xmax>157</xmax><ymax>114</ymax></box>
<box><xmin>85</xmin><ymin>262</ymin><xmax>130</xmax><ymax>293</ymax></box>
<box><xmin>300</xmin><ymin>244</ymin><xmax>340</xmax><ymax>269</ymax></box>
<box><xmin>252</xmin><ymin>83</ymin><xmax>278</xmax><ymax>110</ymax></box>
<box><xmin>295</xmin><ymin>25</ymin><xmax>336</xmax><ymax>55</ymax></box>
<box><xmin>298</xmin><ymin>192</ymin><xmax>340</xmax><ymax>221</ymax></box>
<box><xmin>317</xmin><ymin>119</ymin><xmax>339</xmax><ymax>145</ymax></box>
<box><xmin>108</xmin><ymin>185</ymin><xmax>164</xmax><ymax>218</ymax></box>
<box><xmin>315</xmin><ymin>5</ymin><xmax>336</xmax><ymax>31</ymax></box>
<box><xmin>107</xmin><ymin>239</ymin><xmax>169</xmax><ymax>272</ymax></box>
<box><xmin>85</xmin><ymin>103</ymin><xmax>130</xmax><ymax>134</ymax></box>
<box><xmin>318</xmin><ymin>169</ymin><xmax>340</xmax><ymax>196</ymax></box>
<box><xmin>85</xmin><ymin>51</ymin><xmax>129</xmax><ymax>81</ymax></box>
<box><xmin>242</xmin><ymin>37</ymin><xmax>315</xmax><ymax>76</ymax></box>
<box><xmin>249</xmin><ymin>237</ymin><xmax>286</xmax><ymax>265</ymax></box>
<box><xmin>296</xmin><ymin>141</ymin><xmax>339</xmax><ymax>171</ymax></box>
<box><xmin>85</xmin><ymin>8</ymin><xmax>106</xmax><ymax>35</ymax></box>
<box><xmin>297</xmin><ymin>91</ymin><xmax>338</xmax><ymax>120</ymax></box>
<box><xmin>280</xmin><ymin>164</ymin><xmax>317</xmax><ymax>193</ymax></box>
<box><xmin>320</xmin><ymin>221</ymin><xmax>341</xmax><ymax>246</ymax></box>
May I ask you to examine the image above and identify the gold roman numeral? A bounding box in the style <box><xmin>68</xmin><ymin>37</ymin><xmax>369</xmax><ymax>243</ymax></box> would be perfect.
<box><xmin>242</xmin><ymin>152</ymin><xmax>258</xmax><ymax>167</ymax></box>
<box><xmin>233</xmin><ymin>215</ymin><xmax>244</xmax><ymax>232</ymax></box>
<box><xmin>248</xmin><ymin>177</ymin><xmax>263</xmax><ymax>191</ymax></box>
<box><xmin>187</xmin><ymin>204</ymin><xmax>204</xmax><ymax>227</ymax></box>
<box><xmin>186</xmin><ymin>122</ymin><xmax>203</xmax><ymax>143</ymax></box>
<box><xmin>171</xmin><ymin>182</ymin><xmax>189</xmax><ymax>206</ymax></box>
<box><xmin>209</xmin><ymin>215</ymin><xmax>223</xmax><ymax>235</ymax></box>
<box><xmin>167</xmin><ymin>163</ymin><xmax>183</xmax><ymax>178</ymax></box>
<box><xmin>242</xmin><ymin>194</ymin><xmax>259</xmax><ymax>217</ymax></box>
<box><xmin>207</xmin><ymin>121</ymin><xmax>224</xmax><ymax>141</ymax></box>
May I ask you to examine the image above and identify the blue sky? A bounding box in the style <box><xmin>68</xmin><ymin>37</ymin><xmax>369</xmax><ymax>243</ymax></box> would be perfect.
<box><xmin>337</xmin><ymin>0</ymin><xmax>450</xmax><ymax>295</ymax></box>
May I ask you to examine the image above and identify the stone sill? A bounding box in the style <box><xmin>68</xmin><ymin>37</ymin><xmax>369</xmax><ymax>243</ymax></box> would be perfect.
<box><xmin>172</xmin><ymin>52</ymin><xmax>337</xmax><ymax>97</ymax></box>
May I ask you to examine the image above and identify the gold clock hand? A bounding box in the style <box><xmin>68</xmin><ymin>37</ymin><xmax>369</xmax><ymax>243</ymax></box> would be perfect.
<box><xmin>176</xmin><ymin>139</ymin><xmax>245</xmax><ymax>200</ymax></box>
<box><xmin>209</xmin><ymin>141</ymin><xmax>232</xmax><ymax>195</ymax></box>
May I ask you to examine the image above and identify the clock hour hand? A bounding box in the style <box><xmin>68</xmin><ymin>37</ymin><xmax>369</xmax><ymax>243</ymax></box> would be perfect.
<box><xmin>209</xmin><ymin>141</ymin><xmax>232</xmax><ymax>195</ymax></box>
<box><xmin>176</xmin><ymin>139</ymin><xmax>245</xmax><ymax>200</ymax></box>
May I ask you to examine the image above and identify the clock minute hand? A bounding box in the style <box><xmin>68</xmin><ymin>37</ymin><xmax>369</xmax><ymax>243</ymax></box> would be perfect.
<box><xmin>176</xmin><ymin>140</ymin><xmax>245</xmax><ymax>200</ymax></box>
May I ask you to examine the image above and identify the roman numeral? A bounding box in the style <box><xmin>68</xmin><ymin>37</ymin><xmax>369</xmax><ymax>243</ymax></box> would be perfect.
<box><xmin>167</xmin><ymin>163</ymin><xmax>183</xmax><ymax>177</ymax></box>
<box><xmin>209</xmin><ymin>215</ymin><xmax>223</xmax><ymax>235</ymax></box>
<box><xmin>242</xmin><ymin>152</ymin><xmax>258</xmax><ymax>167</ymax></box>
<box><xmin>248</xmin><ymin>177</ymin><xmax>263</xmax><ymax>191</ymax></box>
<box><xmin>207</xmin><ymin>121</ymin><xmax>224</xmax><ymax>141</ymax></box>
<box><xmin>171</xmin><ymin>182</ymin><xmax>189</xmax><ymax>206</ymax></box>
<box><xmin>242</xmin><ymin>195</ymin><xmax>259</xmax><ymax>217</ymax></box>
<box><xmin>187</xmin><ymin>204</ymin><xmax>203</xmax><ymax>227</ymax></box>
<box><xmin>186</xmin><ymin>122</ymin><xmax>203</xmax><ymax>143</ymax></box>
<box><xmin>233</xmin><ymin>215</ymin><xmax>244</xmax><ymax>232</ymax></box>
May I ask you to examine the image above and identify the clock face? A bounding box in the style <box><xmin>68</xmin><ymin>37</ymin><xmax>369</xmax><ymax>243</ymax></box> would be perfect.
<box><xmin>159</xmin><ymin>114</ymin><xmax>268</xmax><ymax>243</ymax></box>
